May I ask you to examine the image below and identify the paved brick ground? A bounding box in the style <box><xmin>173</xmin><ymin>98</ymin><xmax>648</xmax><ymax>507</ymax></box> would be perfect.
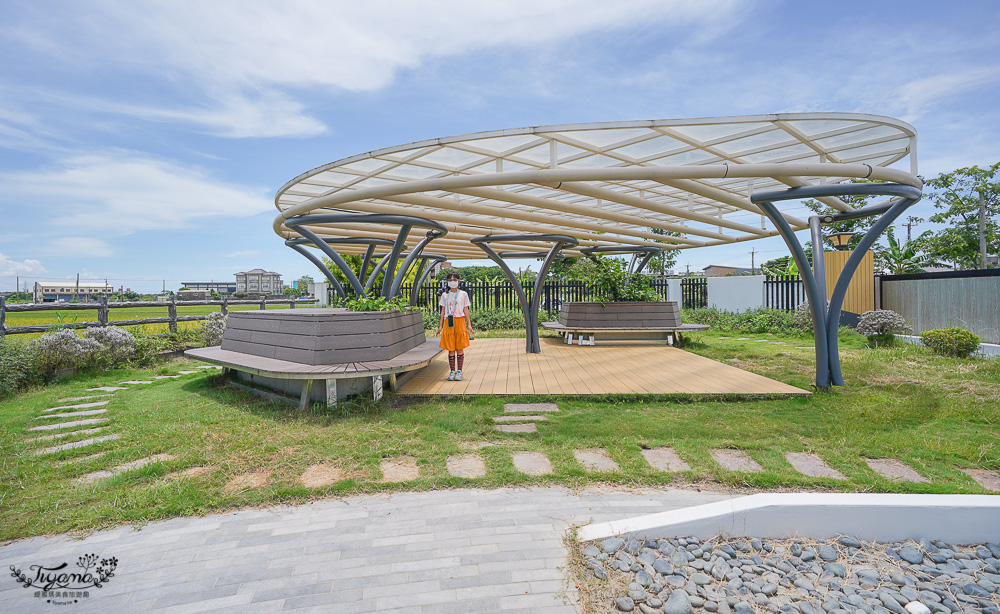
<box><xmin>0</xmin><ymin>487</ymin><xmax>731</xmax><ymax>614</ymax></box>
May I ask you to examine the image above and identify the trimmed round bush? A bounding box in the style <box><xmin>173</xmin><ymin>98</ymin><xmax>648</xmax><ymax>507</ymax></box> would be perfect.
<box><xmin>29</xmin><ymin>328</ymin><xmax>103</xmax><ymax>372</ymax></box>
<box><xmin>856</xmin><ymin>309</ymin><xmax>910</xmax><ymax>347</ymax></box>
<box><xmin>793</xmin><ymin>301</ymin><xmax>812</xmax><ymax>330</ymax></box>
<box><xmin>921</xmin><ymin>327</ymin><xmax>981</xmax><ymax>358</ymax></box>
<box><xmin>0</xmin><ymin>340</ymin><xmax>41</xmax><ymax>398</ymax></box>
<box><xmin>200</xmin><ymin>311</ymin><xmax>228</xmax><ymax>346</ymax></box>
<box><xmin>84</xmin><ymin>326</ymin><xmax>136</xmax><ymax>366</ymax></box>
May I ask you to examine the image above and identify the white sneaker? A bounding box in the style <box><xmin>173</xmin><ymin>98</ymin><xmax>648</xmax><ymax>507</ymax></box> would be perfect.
<box><xmin>455</xmin><ymin>371</ymin><xmax>463</xmax><ymax>381</ymax></box>
<box><xmin>447</xmin><ymin>371</ymin><xmax>456</xmax><ymax>381</ymax></box>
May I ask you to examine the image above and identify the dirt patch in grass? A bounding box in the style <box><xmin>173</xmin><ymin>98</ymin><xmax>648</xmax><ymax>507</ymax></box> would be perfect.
<box><xmin>379</xmin><ymin>456</ymin><xmax>419</xmax><ymax>482</ymax></box>
<box><xmin>300</xmin><ymin>463</ymin><xmax>364</xmax><ymax>488</ymax></box>
<box><xmin>225</xmin><ymin>470</ymin><xmax>271</xmax><ymax>492</ymax></box>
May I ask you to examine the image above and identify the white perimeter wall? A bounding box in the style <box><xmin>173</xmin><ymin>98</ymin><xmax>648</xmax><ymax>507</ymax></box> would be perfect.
<box><xmin>707</xmin><ymin>275</ymin><xmax>765</xmax><ymax>312</ymax></box>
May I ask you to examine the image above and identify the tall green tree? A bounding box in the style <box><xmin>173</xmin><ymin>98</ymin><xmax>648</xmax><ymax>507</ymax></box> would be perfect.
<box><xmin>645</xmin><ymin>228</ymin><xmax>681</xmax><ymax>276</ymax></box>
<box><xmin>876</xmin><ymin>227</ymin><xmax>937</xmax><ymax>274</ymax></box>
<box><xmin>922</xmin><ymin>162</ymin><xmax>999</xmax><ymax>269</ymax></box>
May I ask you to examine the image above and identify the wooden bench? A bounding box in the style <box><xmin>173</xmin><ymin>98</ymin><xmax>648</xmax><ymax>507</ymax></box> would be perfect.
<box><xmin>185</xmin><ymin>339</ymin><xmax>443</xmax><ymax>409</ymax></box>
<box><xmin>541</xmin><ymin>322</ymin><xmax>709</xmax><ymax>346</ymax></box>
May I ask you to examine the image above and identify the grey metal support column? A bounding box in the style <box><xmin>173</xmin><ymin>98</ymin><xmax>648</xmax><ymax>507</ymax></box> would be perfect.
<box><xmin>365</xmin><ymin>253</ymin><xmax>394</xmax><ymax>295</ymax></box>
<box><xmin>409</xmin><ymin>260</ymin><xmax>426</xmax><ymax>304</ymax></box>
<box><xmin>286</xmin><ymin>242</ymin><xmax>347</xmax><ymax>298</ymax></box>
<box><xmin>757</xmin><ymin>202</ymin><xmax>832</xmax><ymax>388</ymax></box>
<box><xmin>473</xmin><ymin>234</ymin><xmax>579</xmax><ymax>353</ymax></box>
<box><xmin>381</xmin><ymin>225</ymin><xmax>411</xmax><ymax>299</ymax></box>
<box><xmin>288</xmin><ymin>225</ymin><xmax>365</xmax><ymax>296</ymax></box>
<box><xmin>809</xmin><ymin>216</ymin><xmax>828</xmax><ymax>314</ymax></box>
<box><xmin>410</xmin><ymin>256</ymin><xmax>445</xmax><ymax>307</ymax></box>
<box><xmin>752</xmin><ymin>182</ymin><xmax>922</xmax><ymax>388</ymax></box>
<box><xmin>634</xmin><ymin>250</ymin><xmax>658</xmax><ymax>275</ymax></box>
<box><xmin>388</xmin><ymin>230</ymin><xmax>444</xmax><ymax>299</ymax></box>
<box><xmin>359</xmin><ymin>244</ymin><xmax>376</xmax><ymax>283</ymax></box>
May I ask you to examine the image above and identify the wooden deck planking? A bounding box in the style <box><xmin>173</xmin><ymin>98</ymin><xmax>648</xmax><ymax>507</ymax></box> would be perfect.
<box><xmin>397</xmin><ymin>337</ymin><xmax>807</xmax><ymax>396</ymax></box>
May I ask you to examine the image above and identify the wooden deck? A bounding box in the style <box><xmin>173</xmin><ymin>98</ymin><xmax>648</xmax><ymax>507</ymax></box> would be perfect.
<box><xmin>398</xmin><ymin>337</ymin><xmax>809</xmax><ymax>396</ymax></box>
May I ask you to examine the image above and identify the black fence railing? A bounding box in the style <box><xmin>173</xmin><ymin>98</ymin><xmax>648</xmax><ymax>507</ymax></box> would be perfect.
<box><xmin>763</xmin><ymin>275</ymin><xmax>807</xmax><ymax>311</ymax></box>
<box><xmin>680</xmin><ymin>278</ymin><xmax>708</xmax><ymax>309</ymax></box>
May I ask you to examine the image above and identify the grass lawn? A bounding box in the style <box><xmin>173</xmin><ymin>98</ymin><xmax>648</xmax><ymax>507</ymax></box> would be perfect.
<box><xmin>0</xmin><ymin>330</ymin><xmax>997</xmax><ymax>543</ymax></box>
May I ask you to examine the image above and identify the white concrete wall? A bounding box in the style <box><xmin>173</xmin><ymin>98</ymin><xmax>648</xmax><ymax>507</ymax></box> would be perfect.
<box><xmin>664</xmin><ymin>279</ymin><xmax>682</xmax><ymax>303</ymax></box>
<box><xmin>315</xmin><ymin>282</ymin><xmax>330</xmax><ymax>306</ymax></box>
<box><xmin>707</xmin><ymin>275</ymin><xmax>765</xmax><ymax>312</ymax></box>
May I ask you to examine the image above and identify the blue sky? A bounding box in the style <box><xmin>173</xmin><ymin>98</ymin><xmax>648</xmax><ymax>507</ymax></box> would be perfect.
<box><xmin>1</xmin><ymin>0</ymin><xmax>998</xmax><ymax>293</ymax></box>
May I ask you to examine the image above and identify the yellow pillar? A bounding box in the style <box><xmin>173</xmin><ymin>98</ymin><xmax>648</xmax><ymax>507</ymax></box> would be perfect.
<box><xmin>823</xmin><ymin>250</ymin><xmax>875</xmax><ymax>316</ymax></box>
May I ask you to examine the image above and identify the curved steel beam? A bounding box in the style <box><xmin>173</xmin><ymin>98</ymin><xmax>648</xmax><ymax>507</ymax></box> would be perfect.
<box><xmin>381</xmin><ymin>225</ymin><xmax>411</xmax><ymax>299</ymax></box>
<box><xmin>472</xmin><ymin>233</ymin><xmax>580</xmax><ymax>353</ymax></box>
<box><xmin>285</xmin><ymin>242</ymin><xmax>346</xmax><ymax>298</ymax></box>
<box><xmin>580</xmin><ymin>245</ymin><xmax>663</xmax><ymax>274</ymax></box>
<box><xmin>389</xmin><ymin>230</ymin><xmax>445</xmax><ymax>299</ymax></box>
<box><xmin>410</xmin><ymin>254</ymin><xmax>447</xmax><ymax>307</ymax></box>
<box><xmin>285</xmin><ymin>224</ymin><xmax>365</xmax><ymax>296</ymax></box>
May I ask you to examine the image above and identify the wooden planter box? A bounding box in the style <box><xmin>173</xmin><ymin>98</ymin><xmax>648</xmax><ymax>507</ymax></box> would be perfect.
<box><xmin>220</xmin><ymin>308</ymin><xmax>425</xmax><ymax>365</ymax></box>
<box><xmin>558</xmin><ymin>301</ymin><xmax>681</xmax><ymax>328</ymax></box>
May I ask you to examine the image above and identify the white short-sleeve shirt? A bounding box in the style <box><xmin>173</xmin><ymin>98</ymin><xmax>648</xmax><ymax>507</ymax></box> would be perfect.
<box><xmin>439</xmin><ymin>290</ymin><xmax>471</xmax><ymax>317</ymax></box>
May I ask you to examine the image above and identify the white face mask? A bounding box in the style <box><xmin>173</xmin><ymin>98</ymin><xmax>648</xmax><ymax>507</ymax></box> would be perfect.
<box><xmin>448</xmin><ymin>281</ymin><xmax>460</xmax><ymax>289</ymax></box>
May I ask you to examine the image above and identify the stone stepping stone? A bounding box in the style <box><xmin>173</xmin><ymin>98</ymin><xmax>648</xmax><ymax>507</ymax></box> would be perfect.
<box><xmin>494</xmin><ymin>415</ymin><xmax>548</xmax><ymax>423</ymax></box>
<box><xmin>76</xmin><ymin>453</ymin><xmax>176</xmax><ymax>484</ymax></box>
<box><xmin>87</xmin><ymin>386</ymin><xmax>127</xmax><ymax>392</ymax></box>
<box><xmin>29</xmin><ymin>418</ymin><xmax>108</xmax><ymax>432</ymax></box>
<box><xmin>641</xmin><ymin>447</ymin><xmax>691</xmax><ymax>472</ymax></box>
<box><xmin>35</xmin><ymin>434</ymin><xmax>120</xmax><ymax>455</ymax></box>
<box><xmin>735</xmin><ymin>338</ymin><xmax>750</xmax><ymax>340</ymax></box>
<box><xmin>718</xmin><ymin>337</ymin><xmax>731</xmax><ymax>339</ymax></box>
<box><xmin>37</xmin><ymin>409</ymin><xmax>107</xmax><ymax>420</ymax></box>
<box><xmin>56</xmin><ymin>394</ymin><xmax>112</xmax><ymax>403</ymax></box>
<box><xmin>511</xmin><ymin>451</ymin><xmax>553</xmax><ymax>476</ymax></box>
<box><xmin>121</xmin><ymin>380</ymin><xmax>154</xmax><ymax>385</ymax></box>
<box><xmin>43</xmin><ymin>400</ymin><xmax>109</xmax><ymax>413</ymax></box>
<box><xmin>574</xmin><ymin>449</ymin><xmax>620</xmax><ymax>472</ymax></box>
<box><xmin>711</xmin><ymin>449</ymin><xmax>763</xmax><ymax>472</ymax></box>
<box><xmin>379</xmin><ymin>456</ymin><xmax>419</xmax><ymax>482</ymax></box>
<box><xmin>177</xmin><ymin>370</ymin><xmax>200</xmax><ymax>375</ymax></box>
<box><xmin>865</xmin><ymin>458</ymin><xmax>929</xmax><ymax>483</ymax></box>
<box><xmin>224</xmin><ymin>470</ymin><xmax>271</xmax><ymax>492</ymax></box>
<box><xmin>795</xmin><ymin>346</ymin><xmax>816</xmax><ymax>349</ymax></box>
<box><xmin>300</xmin><ymin>463</ymin><xmax>352</xmax><ymax>488</ymax></box>
<box><xmin>196</xmin><ymin>365</ymin><xmax>223</xmax><ymax>369</ymax></box>
<box><xmin>151</xmin><ymin>375</ymin><xmax>180</xmax><ymax>380</ymax></box>
<box><xmin>446</xmin><ymin>454</ymin><xmax>486</xmax><ymax>479</ymax></box>
<box><xmin>29</xmin><ymin>427</ymin><xmax>108</xmax><ymax>443</ymax></box>
<box><xmin>962</xmin><ymin>468</ymin><xmax>1000</xmax><ymax>492</ymax></box>
<box><xmin>495</xmin><ymin>424</ymin><xmax>537</xmax><ymax>434</ymax></box>
<box><xmin>786</xmin><ymin>452</ymin><xmax>844</xmax><ymax>479</ymax></box>
<box><xmin>504</xmin><ymin>402</ymin><xmax>559</xmax><ymax>413</ymax></box>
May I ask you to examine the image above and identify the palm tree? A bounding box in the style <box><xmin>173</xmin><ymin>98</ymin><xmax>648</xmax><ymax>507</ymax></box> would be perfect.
<box><xmin>877</xmin><ymin>227</ymin><xmax>937</xmax><ymax>274</ymax></box>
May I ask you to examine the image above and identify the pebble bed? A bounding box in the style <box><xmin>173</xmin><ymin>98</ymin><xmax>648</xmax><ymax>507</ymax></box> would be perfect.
<box><xmin>581</xmin><ymin>536</ymin><xmax>1000</xmax><ymax>614</ymax></box>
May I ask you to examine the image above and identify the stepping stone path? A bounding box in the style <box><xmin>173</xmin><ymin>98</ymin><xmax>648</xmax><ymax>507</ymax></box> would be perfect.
<box><xmin>29</xmin><ymin>427</ymin><xmax>107</xmax><ymax>442</ymax></box>
<box><xmin>711</xmin><ymin>449</ymin><xmax>763</xmax><ymax>472</ymax></box>
<box><xmin>641</xmin><ymin>447</ymin><xmax>691</xmax><ymax>472</ymax></box>
<box><xmin>152</xmin><ymin>375</ymin><xmax>180</xmax><ymax>380</ymax></box>
<box><xmin>177</xmin><ymin>370</ymin><xmax>199</xmax><ymax>374</ymax></box>
<box><xmin>962</xmin><ymin>468</ymin><xmax>1000</xmax><ymax>491</ymax></box>
<box><xmin>511</xmin><ymin>451</ymin><xmax>553</xmax><ymax>476</ymax></box>
<box><xmin>30</xmin><ymin>417</ymin><xmax>108</xmax><ymax>431</ymax></box>
<box><xmin>446</xmin><ymin>454</ymin><xmax>486</xmax><ymax>479</ymax></box>
<box><xmin>300</xmin><ymin>463</ymin><xmax>352</xmax><ymax>488</ymax></box>
<box><xmin>380</xmin><ymin>456</ymin><xmax>419</xmax><ymax>482</ymax></box>
<box><xmin>87</xmin><ymin>386</ymin><xmax>127</xmax><ymax>392</ymax></box>
<box><xmin>36</xmin><ymin>435</ymin><xmax>120</xmax><ymax>455</ymax></box>
<box><xmin>76</xmin><ymin>453</ymin><xmax>176</xmax><ymax>484</ymax></box>
<box><xmin>574</xmin><ymin>448</ymin><xmax>619</xmax><ymax>472</ymax></box>
<box><xmin>495</xmin><ymin>424</ymin><xmax>537</xmax><ymax>433</ymax></box>
<box><xmin>57</xmin><ymin>394</ymin><xmax>111</xmax><ymax>402</ymax></box>
<box><xmin>57</xmin><ymin>451</ymin><xmax>109</xmax><ymax>465</ymax></box>
<box><xmin>43</xmin><ymin>400</ymin><xmax>109</xmax><ymax>412</ymax></box>
<box><xmin>225</xmin><ymin>470</ymin><xmax>271</xmax><ymax>492</ymax></box>
<box><xmin>493</xmin><ymin>415</ymin><xmax>548</xmax><ymax>422</ymax></box>
<box><xmin>496</xmin><ymin>402</ymin><xmax>558</xmax><ymax>434</ymax></box>
<box><xmin>785</xmin><ymin>452</ymin><xmax>844</xmax><ymax>479</ymax></box>
<box><xmin>120</xmin><ymin>380</ymin><xmax>154</xmax><ymax>385</ymax></box>
<box><xmin>865</xmin><ymin>458</ymin><xmax>929</xmax><ymax>483</ymax></box>
<box><xmin>38</xmin><ymin>409</ymin><xmax>107</xmax><ymax>419</ymax></box>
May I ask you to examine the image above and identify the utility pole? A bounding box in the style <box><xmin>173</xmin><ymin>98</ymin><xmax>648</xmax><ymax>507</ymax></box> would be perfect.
<box><xmin>750</xmin><ymin>248</ymin><xmax>756</xmax><ymax>273</ymax></box>
<box><xmin>980</xmin><ymin>188</ymin><xmax>988</xmax><ymax>269</ymax></box>
<box><xmin>15</xmin><ymin>276</ymin><xmax>18</xmax><ymax>303</ymax></box>
<box><xmin>75</xmin><ymin>273</ymin><xmax>80</xmax><ymax>302</ymax></box>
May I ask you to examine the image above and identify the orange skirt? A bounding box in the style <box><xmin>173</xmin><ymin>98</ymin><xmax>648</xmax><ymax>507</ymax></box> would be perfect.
<box><xmin>439</xmin><ymin>316</ymin><xmax>470</xmax><ymax>352</ymax></box>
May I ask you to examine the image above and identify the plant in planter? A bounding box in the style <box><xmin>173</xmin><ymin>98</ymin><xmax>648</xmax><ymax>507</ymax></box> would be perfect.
<box><xmin>856</xmin><ymin>309</ymin><xmax>910</xmax><ymax>347</ymax></box>
<box><xmin>558</xmin><ymin>255</ymin><xmax>679</xmax><ymax>331</ymax></box>
<box><xmin>345</xmin><ymin>295</ymin><xmax>412</xmax><ymax>312</ymax></box>
<box><xmin>582</xmin><ymin>256</ymin><xmax>660</xmax><ymax>303</ymax></box>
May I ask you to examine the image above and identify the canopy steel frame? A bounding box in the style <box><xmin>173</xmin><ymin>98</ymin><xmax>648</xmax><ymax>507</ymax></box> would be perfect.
<box><xmin>471</xmin><ymin>234</ymin><xmax>580</xmax><ymax>353</ymax></box>
<box><xmin>751</xmin><ymin>183</ymin><xmax>922</xmax><ymax>388</ymax></box>
<box><xmin>285</xmin><ymin>213</ymin><xmax>447</xmax><ymax>299</ymax></box>
<box><xmin>407</xmin><ymin>253</ymin><xmax>447</xmax><ymax>307</ymax></box>
<box><xmin>285</xmin><ymin>236</ymin><xmax>397</xmax><ymax>299</ymax></box>
<box><xmin>579</xmin><ymin>245</ymin><xmax>663</xmax><ymax>275</ymax></box>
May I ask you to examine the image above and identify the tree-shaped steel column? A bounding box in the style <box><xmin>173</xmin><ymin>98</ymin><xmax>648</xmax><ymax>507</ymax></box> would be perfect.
<box><xmin>751</xmin><ymin>183</ymin><xmax>922</xmax><ymax>388</ymax></box>
<box><xmin>579</xmin><ymin>245</ymin><xmax>665</xmax><ymax>274</ymax></box>
<box><xmin>471</xmin><ymin>234</ymin><xmax>580</xmax><ymax>353</ymax></box>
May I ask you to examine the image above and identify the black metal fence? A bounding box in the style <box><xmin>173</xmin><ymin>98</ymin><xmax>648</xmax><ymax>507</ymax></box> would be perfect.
<box><xmin>764</xmin><ymin>275</ymin><xmax>807</xmax><ymax>311</ymax></box>
<box><xmin>680</xmin><ymin>278</ymin><xmax>708</xmax><ymax>309</ymax></box>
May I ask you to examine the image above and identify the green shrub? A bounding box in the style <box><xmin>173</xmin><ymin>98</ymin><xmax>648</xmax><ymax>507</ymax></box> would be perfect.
<box><xmin>346</xmin><ymin>295</ymin><xmax>411</xmax><ymax>312</ymax></box>
<box><xmin>681</xmin><ymin>307</ymin><xmax>799</xmax><ymax>335</ymax></box>
<box><xmin>921</xmin><ymin>327</ymin><xmax>981</xmax><ymax>358</ymax></box>
<box><xmin>420</xmin><ymin>307</ymin><xmax>557</xmax><ymax>331</ymax></box>
<box><xmin>200</xmin><ymin>311</ymin><xmax>228</xmax><ymax>346</ymax></box>
<box><xmin>856</xmin><ymin>310</ymin><xmax>910</xmax><ymax>347</ymax></box>
<box><xmin>0</xmin><ymin>339</ymin><xmax>41</xmax><ymax>398</ymax></box>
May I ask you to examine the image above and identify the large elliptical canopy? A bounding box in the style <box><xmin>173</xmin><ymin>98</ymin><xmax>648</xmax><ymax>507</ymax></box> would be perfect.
<box><xmin>274</xmin><ymin>113</ymin><xmax>923</xmax><ymax>386</ymax></box>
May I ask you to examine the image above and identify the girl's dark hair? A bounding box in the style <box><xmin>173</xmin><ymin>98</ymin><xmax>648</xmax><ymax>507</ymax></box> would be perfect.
<box><xmin>446</xmin><ymin>272</ymin><xmax>461</xmax><ymax>280</ymax></box>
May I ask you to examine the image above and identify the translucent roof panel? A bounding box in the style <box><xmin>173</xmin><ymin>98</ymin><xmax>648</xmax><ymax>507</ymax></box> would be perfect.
<box><xmin>274</xmin><ymin>113</ymin><xmax>920</xmax><ymax>259</ymax></box>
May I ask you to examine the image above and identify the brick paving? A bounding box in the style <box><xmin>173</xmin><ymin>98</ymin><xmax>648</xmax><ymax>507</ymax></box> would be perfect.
<box><xmin>0</xmin><ymin>487</ymin><xmax>731</xmax><ymax>613</ymax></box>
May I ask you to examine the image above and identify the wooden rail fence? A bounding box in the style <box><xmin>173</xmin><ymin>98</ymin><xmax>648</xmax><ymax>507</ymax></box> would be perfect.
<box><xmin>0</xmin><ymin>296</ymin><xmax>317</xmax><ymax>338</ymax></box>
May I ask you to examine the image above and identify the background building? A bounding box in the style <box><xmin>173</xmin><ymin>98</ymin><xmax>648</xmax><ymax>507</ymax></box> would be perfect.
<box><xmin>235</xmin><ymin>269</ymin><xmax>283</xmax><ymax>295</ymax></box>
<box><xmin>33</xmin><ymin>281</ymin><xmax>113</xmax><ymax>303</ymax></box>
<box><xmin>182</xmin><ymin>281</ymin><xmax>238</xmax><ymax>294</ymax></box>
<box><xmin>702</xmin><ymin>265</ymin><xmax>754</xmax><ymax>277</ymax></box>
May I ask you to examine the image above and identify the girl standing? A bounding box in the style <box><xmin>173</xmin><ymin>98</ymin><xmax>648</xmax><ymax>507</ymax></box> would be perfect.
<box><xmin>436</xmin><ymin>272</ymin><xmax>473</xmax><ymax>381</ymax></box>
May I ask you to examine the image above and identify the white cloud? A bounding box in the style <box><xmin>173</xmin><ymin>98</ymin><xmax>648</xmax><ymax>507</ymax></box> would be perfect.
<box><xmin>1</xmin><ymin>153</ymin><xmax>273</xmax><ymax>233</ymax></box>
<box><xmin>46</xmin><ymin>238</ymin><xmax>115</xmax><ymax>258</ymax></box>
<box><xmin>224</xmin><ymin>250</ymin><xmax>264</xmax><ymax>258</ymax></box>
<box><xmin>0</xmin><ymin>253</ymin><xmax>47</xmax><ymax>277</ymax></box>
<box><xmin>893</xmin><ymin>68</ymin><xmax>1000</xmax><ymax>122</ymax></box>
<box><xmin>4</xmin><ymin>0</ymin><xmax>747</xmax><ymax>137</ymax></box>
